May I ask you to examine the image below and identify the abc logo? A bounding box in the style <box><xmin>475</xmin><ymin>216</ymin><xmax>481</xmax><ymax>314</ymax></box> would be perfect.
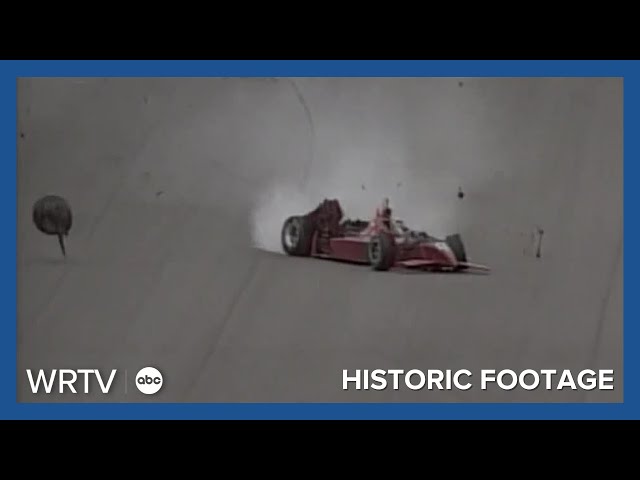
<box><xmin>135</xmin><ymin>367</ymin><xmax>163</xmax><ymax>395</ymax></box>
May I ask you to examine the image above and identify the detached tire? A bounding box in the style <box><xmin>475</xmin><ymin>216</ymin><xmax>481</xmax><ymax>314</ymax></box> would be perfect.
<box><xmin>445</xmin><ymin>233</ymin><xmax>467</xmax><ymax>268</ymax></box>
<box><xmin>281</xmin><ymin>215</ymin><xmax>314</xmax><ymax>256</ymax></box>
<box><xmin>368</xmin><ymin>233</ymin><xmax>396</xmax><ymax>271</ymax></box>
<box><xmin>33</xmin><ymin>195</ymin><xmax>72</xmax><ymax>236</ymax></box>
<box><xmin>33</xmin><ymin>195</ymin><xmax>73</xmax><ymax>257</ymax></box>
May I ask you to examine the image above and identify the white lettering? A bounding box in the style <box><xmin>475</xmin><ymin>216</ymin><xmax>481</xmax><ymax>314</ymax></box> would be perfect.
<box><xmin>95</xmin><ymin>369</ymin><xmax>117</xmax><ymax>394</ymax></box>
<box><xmin>519</xmin><ymin>369</ymin><xmax>540</xmax><ymax>390</ymax></box>
<box><xmin>77</xmin><ymin>369</ymin><xmax>93</xmax><ymax>393</ymax></box>
<box><xmin>444</xmin><ymin>369</ymin><xmax>453</xmax><ymax>390</ymax></box>
<box><xmin>454</xmin><ymin>370</ymin><xmax>472</xmax><ymax>390</ymax></box>
<box><xmin>428</xmin><ymin>370</ymin><xmax>444</xmax><ymax>390</ymax></box>
<box><xmin>26</xmin><ymin>369</ymin><xmax>57</xmax><ymax>394</ymax></box>
<box><xmin>405</xmin><ymin>370</ymin><xmax>425</xmax><ymax>390</ymax></box>
<box><xmin>481</xmin><ymin>369</ymin><xmax>496</xmax><ymax>390</ymax></box>
<box><xmin>557</xmin><ymin>370</ymin><xmax>577</xmax><ymax>390</ymax></box>
<box><xmin>339</xmin><ymin>369</ymin><xmax>615</xmax><ymax>392</ymax></box>
<box><xmin>599</xmin><ymin>369</ymin><xmax>615</xmax><ymax>390</ymax></box>
<box><xmin>370</xmin><ymin>369</ymin><xmax>386</xmax><ymax>390</ymax></box>
<box><xmin>540</xmin><ymin>369</ymin><xmax>557</xmax><ymax>389</ymax></box>
<box><xmin>26</xmin><ymin>368</ymin><xmax>118</xmax><ymax>394</ymax></box>
<box><xmin>497</xmin><ymin>370</ymin><xmax>518</xmax><ymax>390</ymax></box>
<box><xmin>577</xmin><ymin>369</ymin><xmax>597</xmax><ymax>390</ymax></box>
<box><xmin>343</xmin><ymin>369</ymin><xmax>361</xmax><ymax>390</ymax></box>
<box><xmin>58</xmin><ymin>369</ymin><xmax>78</xmax><ymax>393</ymax></box>
<box><xmin>388</xmin><ymin>370</ymin><xmax>403</xmax><ymax>390</ymax></box>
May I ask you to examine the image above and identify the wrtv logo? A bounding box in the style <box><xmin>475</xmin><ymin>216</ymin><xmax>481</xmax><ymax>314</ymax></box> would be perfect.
<box><xmin>26</xmin><ymin>369</ymin><xmax>118</xmax><ymax>394</ymax></box>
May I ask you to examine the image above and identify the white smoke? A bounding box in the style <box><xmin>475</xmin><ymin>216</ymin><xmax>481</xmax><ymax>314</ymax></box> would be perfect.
<box><xmin>249</xmin><ymin>144</ymin><xmax>464</xmax><ymax>254</ymax></box>
<box><xmin>249</xmin><ymin>182</ymin><xmax>318</xmax><ymax>253</ymax></box>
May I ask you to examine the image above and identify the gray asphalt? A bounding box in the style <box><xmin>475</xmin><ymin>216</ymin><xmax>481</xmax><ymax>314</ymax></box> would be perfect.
<box><xmin>17</xmin><ymin>77</ymin><xmax>623</xmax><ymax>403</ymax></box>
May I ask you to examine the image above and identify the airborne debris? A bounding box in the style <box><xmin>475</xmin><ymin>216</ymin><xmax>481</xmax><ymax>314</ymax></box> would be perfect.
<box><xmin>32</xmin><ymin>195</ymin><xmax>73</xmax><ymax>258</ymax></box>
<box><xmin>535</xmin><ymin>226</ymin><xmax>544</xmax><ymax>258</ymax></box>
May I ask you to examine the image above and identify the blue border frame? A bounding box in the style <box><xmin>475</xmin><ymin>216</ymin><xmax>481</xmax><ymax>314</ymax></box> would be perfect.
<box><xmin>2</xmin><ymin>60</ymin><xmax>634</xmax><ymax>419</ymax></box>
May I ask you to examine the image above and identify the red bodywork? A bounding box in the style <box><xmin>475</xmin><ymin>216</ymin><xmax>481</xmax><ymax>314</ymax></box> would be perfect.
<box><xmin>284</xmin><ymin>198</ymin><xmax>490</xmax><ymax>273</ymax></box>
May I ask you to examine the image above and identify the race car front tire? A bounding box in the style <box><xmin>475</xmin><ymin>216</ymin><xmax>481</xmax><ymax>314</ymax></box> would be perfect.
<box><xmin>281</xmin><ymin>215</ymin><xmax>314</xmax><ymax>256</ymax></box>
<box><xmin>368</xmin><ymin>233</ymin><xmax>396</xmax><ymax>271</ymax></box>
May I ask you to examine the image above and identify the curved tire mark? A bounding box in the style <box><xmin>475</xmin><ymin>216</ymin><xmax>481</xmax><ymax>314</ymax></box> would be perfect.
<box><xmin>284</xmin><ymin>78</ymin><xmax>316</xmax><ymax>191</ymax></box>
<box><xmin>183</xmin><ymin>255</ymin><xmax>263</xmax><ymax>400</ymax></box>
<box><xmin>584</xmin><ymin>225</ymin><xmax>623</xmax><ymax>401</ymax></box>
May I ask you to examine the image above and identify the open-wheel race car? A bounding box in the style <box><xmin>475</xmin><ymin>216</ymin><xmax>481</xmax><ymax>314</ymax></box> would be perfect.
<box><xmin>280</xmin><ymin>198</ymin><xmax>490</xmax><ymax>273</ymax></box>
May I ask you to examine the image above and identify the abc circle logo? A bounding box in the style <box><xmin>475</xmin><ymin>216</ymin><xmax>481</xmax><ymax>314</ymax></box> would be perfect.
<box><xmin>135</xmin><ymin>367</ymin><xmax>163</xmax><ymax>395</ymax></box>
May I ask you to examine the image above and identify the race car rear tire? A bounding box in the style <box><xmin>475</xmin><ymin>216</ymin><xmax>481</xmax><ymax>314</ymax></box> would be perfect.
<box><xmin>281</xmin><ymin>215</ymin><xmax>314</xmax><ymax>256</ymax></box>
<box><xmin>368</xmin><ymin>233</ymin><xmax>396</xmax><ymax>271</ymax></box>
<box><xmin>445</xmin><ymin>233</ymin><xmax>468</xmax><ymax>268</ymax></box>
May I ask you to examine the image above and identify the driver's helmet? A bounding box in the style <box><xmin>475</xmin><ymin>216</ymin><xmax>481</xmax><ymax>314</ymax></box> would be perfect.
<box><xmin>380</xmin><ymin>198</ymin><xmax>392</xmax><ymax>218</ymax></box>
<box><xmin>377</xmin><ymin>198</ymin><xmax>392</xmax><ymax>228</ymax></box>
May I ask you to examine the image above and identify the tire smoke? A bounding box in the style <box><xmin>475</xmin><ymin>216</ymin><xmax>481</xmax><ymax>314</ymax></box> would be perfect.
<box><xmin>249</xmin><ymin>182</ymin><xmax>318</xmax><ymax>253</ymax></box>
<box><xmin>249</xmin><ymin>146</ymin><xmax>463</xmax><ymax>254</ymax></box>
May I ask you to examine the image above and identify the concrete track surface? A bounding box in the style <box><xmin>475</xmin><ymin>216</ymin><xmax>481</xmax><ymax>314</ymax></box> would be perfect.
<box><xmin>17</xmin><ymin>78</ymin><xmax>623</xmax><ymax>403</ymax></box>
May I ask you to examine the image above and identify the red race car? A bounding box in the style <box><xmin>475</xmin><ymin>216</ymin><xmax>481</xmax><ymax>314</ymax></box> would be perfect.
<box><xmin>280</xmin><ymin>198</ymin><xmax>490</xmax><ymax>273</ymax></box>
